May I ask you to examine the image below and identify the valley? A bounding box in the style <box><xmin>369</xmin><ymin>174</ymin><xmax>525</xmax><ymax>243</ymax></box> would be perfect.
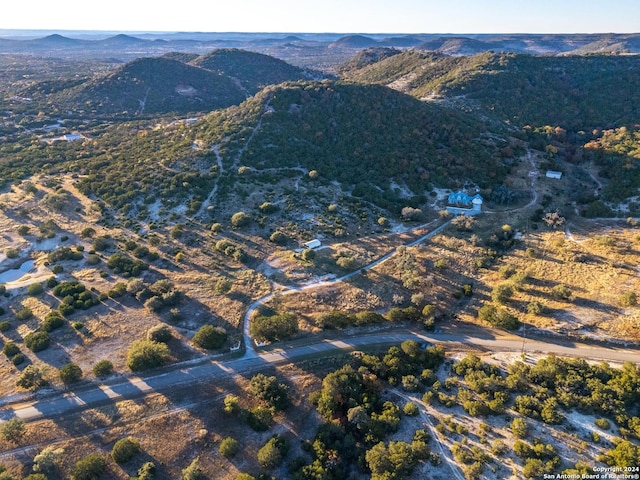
<box><xmin>0</xmin><ymin>30</ymin><xmax>639</xmax><ymax>480</ymax></box>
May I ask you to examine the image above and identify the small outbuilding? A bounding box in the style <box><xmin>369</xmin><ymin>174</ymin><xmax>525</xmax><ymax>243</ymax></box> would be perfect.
<box><xmin>546</xmin><ymin>170</ymin><xmax>562</xmax><ymax>179</ymax></box>
<box><xmin>303</xmin><ymin>239</ymin><xmax>322</xmax><ymax>249</ymax></box>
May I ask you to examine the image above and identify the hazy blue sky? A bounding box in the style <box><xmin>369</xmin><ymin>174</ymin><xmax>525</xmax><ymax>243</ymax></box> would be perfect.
<box><xmin>2</xmin><ymin>0</ymin><xmax>639</xmax><ymax>33</ymax></box>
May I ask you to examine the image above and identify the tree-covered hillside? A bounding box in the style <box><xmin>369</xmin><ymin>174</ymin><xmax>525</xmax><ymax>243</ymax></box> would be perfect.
<box><xmin>341</xmin><ymin>51</ymin><xmax>640</xmax><ymax>130</ymax></box>
<box><xmin>43</xmin><ymin>81</ymin><xmax>508</xmax><ymax>216</ymax></box>
<box><xmin>198</xmin><ymin>81</ymin><xmax>508</xmax><ymax>192</ymax></box>
<box><xmin>190</xmin><ymin>48</ymin><xmax>311</xmax><ymax>95</ymax></box>
<box><xmin>40</xmin><ymin>57</ymin><xmax>248</xmax><ymax>116</ymax></box>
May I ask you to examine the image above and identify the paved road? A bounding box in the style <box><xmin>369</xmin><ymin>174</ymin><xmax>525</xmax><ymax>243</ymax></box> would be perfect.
<box><xmin>2</xmin><ymin>328</ymin><xmax>639</xmax><ymax>424</ymax></box>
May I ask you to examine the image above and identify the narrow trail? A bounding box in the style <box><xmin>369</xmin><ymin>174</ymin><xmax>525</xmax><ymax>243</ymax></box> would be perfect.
<box><xmin>194</xmin><ymin>144</ymin><xmax>224</xmax><ymax>218</ymax></box>
<box><xmin>230</xmin><ymin>97</ymin><xmax>272</xmax><ymax>172</ymax></box>
<box><xmin>194</xmin><ymin>98</ymin><xmax>272</xmax><ymax>220</ymax></box>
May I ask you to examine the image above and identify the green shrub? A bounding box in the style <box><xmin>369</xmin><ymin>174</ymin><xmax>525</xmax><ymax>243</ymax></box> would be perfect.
<box><xmin>59</xmin><ymin>363</ymin><xmax>82</xmax><ymax>384</ymax></box>
<box><xmin>48</xmin><ymin>247</ymin><xmax>83</xmax><ymax>263</ymax></box>
<box><xmin>42</xmin><ymin>311</ymin><xmax>65</xmax><ymax>332</ymax></box>
<box><xmin>92</xmin><ymin>236</ymin><xmax>110</xmax><ymax>251</ymax></box>
<box><xmin>136</xmin><ymin>462</ymin><xmax>156</xmax><ymax>480</ymax></box>
<box><xmin>146</xmin><ymin>324</ymin><xmax>173</xmax><ymax>343</ymax></box>
<box><xmin>619</xmin><ymin>291</ymin><xmax>637</xmax><ymax>307</ymax></box>
<box><xmin>0</xmin><ymin>417</ymin><xmax>25</xmax><ymax>443</ymax></box>
<box><xmin>11</xmin><ymin>353</ymin><xmax>25</xmax><ymax>365</ymax></box>
<box><xmin>27</xmin><ymin>283</ymin><xmax>44</xmax><ymax>296</ymax></box>
<box><xmin>354</xmin><ymin>311</ymin><xmax>385</xmax><ymax>325</ymax></box>
<box><xmin>403</xmin><ymin>402</ymin><xmax>419</xmax><ymax>416</ymax></box>
<box><xmin>106</xmin><ymin>253</ymin><xmax>148</xmax><ymax>277</ymax></box>
<box><xmin>527</xmin><ymin>301</ymin><xmax>546</xmax><ymax>315</ymax></box>
<box><xmin>231</xmin><ymin>211</ymin><xmax>250</xmax><ymax>228</ymax></box>
<box><xmin>269</xmin><ymin>231</ymin><xmax>287</xmax><ymax>245</ymax></box>
<box><xmin>491</xmin><ymin>283</ymin><xmax>513</xmax><ymax>304</ymax></box>
<box><xmin>86</xmin><ymin>254</ymin><xmax>101</xmax><ymax>266</ymax></box>
<box><xmin>111</xmin><ymin>437</ymin><xmax>140</xmax><ymax>464</ymax></box>
<box><xmin>499</xmin><ymin>264</ymin><xmax>517</xmax><ymax>279</ymax></box>
<box><xmin>300</xmin><ymin>248</ymin><xmax>316</xmax><ymax>262</ymax></box>
<box><xmin>71</xmin><ymin>453</ymin><xmax>105</xmax><ymax>480</ymax></box>
<box><xmin>181</xmin><ymin>457</ymin><xmax>205</xmax><ymax>480</ymax></box>
<box><xmin>245</xmin><ymin>406</ymin><xmax>273</xmax><ymax>432</ymax></box>
<box><xmin>478</xmin><ymin>304</ymin><xmax>520</xmax><ymax>330</ymax></box>
<box><xmin>0</xmin><ymin>321</ymin><xmax>10</xmax><ymax>332</ymax></box>
<box><xmin>250</xmin><ymin>313</ymin><xmax>298</xmax><ymax>342</ymax></box>
<box><xmin>511</xmin><ymin>417</ymin><xmax>529</xmax><ymax>439</ymax></box>
<box><xmin>16</xmin><ymin>307</ymin><xmax>33</xmax><ymax>321</ymax></box>
<box><xmin>219</xmin><ymin>437</ymin><xmax>239</xmax><ymax>458</ymax></box>
<box><xmin>551</xmin><ymin>284</ymin><xmax>572</xmax><ymax>301</ymax></box>
<box><xmin>81</xmin><ymin>227</ymin><xmax>96</xmax><ymax>238</ymax></box>
<box><xmin>16</xmin><ymin>365</ymin><xmax>45</xmax><ymax>390</ymax></box>
<box><xmin>24</xmin><ymin>331</ymin><xmax>50</xmax><ymax>352</ymax></box>
<box><xmin>93</xmin><ymin>359</ymin><xmax>114</xmax><ymax>377</ymax></box>
<box><xmin>223</xmin><ymin>394</ymin><xmax>240</xmax><ymax>414</ymax></box>
<box><xmin>108</xmin><ymin>282</ymin><xmax>127</xmax><ymax>298</ymax></box>
<box><xmin>32</xmin><ymin>445</ymin><xmax>65</xmax><ymax>474</ymax></box>
<box><xmin>257</xmin><ymin>435</ymin><xmax>288</xmax><ymax>469</ymax></box>
<box><xmin>192</xmin><ymin>325</ymin><xmax>227</xmax><ymax>350</ymax></box>
<box><xmin>317</xmin><ymin>310</ymin><xmax>354</xmax><ymax>329</ymax></box>
<box><xmin>249</xmin><ymin>373</ymin><xmax>290</xmax><ymax>411</ymax></box>
<box><xmin>2</xmin><ymin>342</ymin><xmax>20</xmax><ymax>357</ymax></box>
<box><xmin>126</xmin><ymin>340</ymin><xmax>171</xmax><ymax>371</ymax></box>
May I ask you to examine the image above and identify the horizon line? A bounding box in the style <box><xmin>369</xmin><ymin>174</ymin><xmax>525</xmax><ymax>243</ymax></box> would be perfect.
<box><xmin>1</xmin><ymin>29</ymin><xmax>639</xmax><ymax>36</ymax></box>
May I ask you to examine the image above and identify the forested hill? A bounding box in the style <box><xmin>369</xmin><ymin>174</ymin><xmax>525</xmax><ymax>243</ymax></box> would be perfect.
<box><xmin>197</xmin><ymin>81</ymin><xmax>508</xmax><ymax>192</ymax></box>
<box><xmin>43</xmin><ymin>57</ymin><xmax>247</xmax><ymax>116</ymax></box>
<box><xmin>65</xmin><ymin>81</ymin><xmax>509</xmax><ymax>216</ymax></box>
<box><xmin>340</xmin><ymin>51</ymin><xmax>640</xmax><ymax>131</ymax></box>
<box><xmin>17</xmin><ymin>50</ymin><xmax>316</xmax><ymax>117</ymax></box>
<box><xmin>189</xmin><ymin>49</ymin><xmax>312</xmax><ymax>95</ymax></box>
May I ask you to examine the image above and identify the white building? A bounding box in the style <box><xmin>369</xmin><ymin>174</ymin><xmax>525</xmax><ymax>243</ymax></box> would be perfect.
<box><xmin>546</xmin><ymin>170</ymin><xmax>562</xmax><ymax>179</ymax></box>
<box><xmin>303</xmin><ymin>239</ymin><xmax>322</xmax><ymax>249</ymax></box>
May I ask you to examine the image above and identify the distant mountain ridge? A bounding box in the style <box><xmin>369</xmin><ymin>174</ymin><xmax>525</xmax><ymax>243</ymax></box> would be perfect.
<box><xmin>1</xmin><ymin>31</ymin><xmax>640</xmax><ymax>65</ymax></box>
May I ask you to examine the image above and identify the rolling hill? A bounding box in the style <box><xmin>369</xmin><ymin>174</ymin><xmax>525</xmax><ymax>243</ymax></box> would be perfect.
<box><xmin>189</xmin><ymin>48</ymin><xmax>311</xmax><ymax>95</ymax></box>
<box><xmin>340</xmin><ymin>51</ymin><xmax>640</xmax><ymax>130</ymax></box>
<box><xmin>43</xmin><ymin>56</ymin><xmax>248</xmax><ymax>116</ymax></box>
<box><xmin>16</xmin><ymin>50</ymin><xmax>318</xmax><ymax>117</ymax></box>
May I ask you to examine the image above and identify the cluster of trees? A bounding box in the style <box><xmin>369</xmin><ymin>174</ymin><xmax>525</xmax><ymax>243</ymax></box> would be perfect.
<box><xmin>315</xmin><ymin>304</ymin><xmax>435</xmax><ymax>331</ymax></box>
<box><xmin>250</xmin><ymin>312</ymin><xmax>298</xmax><ymax>342</ymax></box>
<box><xmin>52</xmin><ymin>280</ymin><xmax>99</xmax><ymax>316</ymax></box>
<box><xmin>223</xmin><ymin>373</ymin><xmax>290</xmax><ymax>435</ymax></box>
<box><xmin>275</xmin><ymin>342</ymin><xmax>445</xmax><ymax>479</ymax></box>
<box><xmin>215</xmin><ymin>239</ymin><xmax>247</xmax><ymax>262</ymax></box>
<box><xmin>106</xmin><ymin>252</ymin><xmax>149</xmax><ymax>277</ymax></box>
<box><xmin>124</xmin><ymin>278</ymin><xmax>182</xmax><ymax>313</ymax></box>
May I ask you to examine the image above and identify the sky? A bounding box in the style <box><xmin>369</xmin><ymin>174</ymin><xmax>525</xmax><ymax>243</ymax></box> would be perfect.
<box><xmin>1</xmin><ymin>0</ymin><xmax>639</xmax><ymax>34</ymax></box>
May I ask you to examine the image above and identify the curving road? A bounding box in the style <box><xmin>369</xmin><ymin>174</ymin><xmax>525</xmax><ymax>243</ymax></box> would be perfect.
<box><xmin>2</xmin><ymin>327</ymin><xmax>639</xmax><ymax>425</ymax></box>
